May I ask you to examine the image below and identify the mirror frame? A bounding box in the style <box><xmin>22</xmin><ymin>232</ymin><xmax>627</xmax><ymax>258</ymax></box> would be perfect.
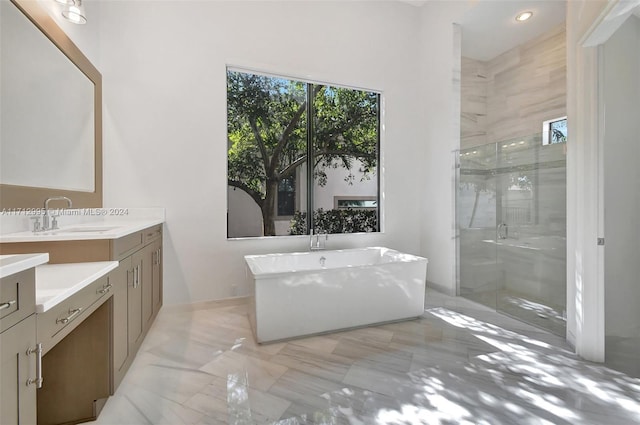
<box><xmin>0</xmin><ymin>0</ymin><xmax>102</xmax><ymax>209</ymax></box>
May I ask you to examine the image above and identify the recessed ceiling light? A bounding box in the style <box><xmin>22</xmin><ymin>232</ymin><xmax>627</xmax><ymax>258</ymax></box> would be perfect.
<box><xmin>516</xmin><ymin>11</ymin><xmax>533</xmax><ymax>22</ymax></box>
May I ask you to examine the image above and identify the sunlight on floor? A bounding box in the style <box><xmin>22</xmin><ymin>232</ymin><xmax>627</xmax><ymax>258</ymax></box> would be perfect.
<box><xmin>89</xmin><ymin>293</ymin><xmax>640</xmax><ymax>425</ymax></box>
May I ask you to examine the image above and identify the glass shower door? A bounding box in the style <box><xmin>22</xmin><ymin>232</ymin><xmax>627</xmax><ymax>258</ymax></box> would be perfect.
<box><xmin>494</xmin><ymin>137</ymin><xmax>567</xmax><ymax>336</ymax></box>
<box><xmin>457</xmin><ymin>143</ymin><xmax>500</xmax><ymax>310</ymax></box>
<box><xmin>457</xmin><ymin>135</ymin><xmax>567</xmax><ymax>336</ymax></box>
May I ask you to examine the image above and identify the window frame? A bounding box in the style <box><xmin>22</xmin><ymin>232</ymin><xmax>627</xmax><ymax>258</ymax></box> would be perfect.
<box><xmin>334</xmin><ymin>196</ymin><xmax>378</xmax><ymax>210</ymax></box>
<box><xmin>542</xmin><ymin>116</ymin><xmax>567</xmax><ymax>145</ymax></box>
<box><xmin>275</xmin><ymin>174</ymin><xmax>298</xmax><ymax>219</ymax></box>
<box><xmin>225</xmin><ymin>66</ymin><xmax>383</xmax><ymax>238</ymax></box>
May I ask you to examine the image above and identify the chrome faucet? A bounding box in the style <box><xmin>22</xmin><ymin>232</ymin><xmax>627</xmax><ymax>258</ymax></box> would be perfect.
<box><xmin>309</xmin><ymin>228</ymin><xmax>328</xmax><ymax>251</ymax></box>
<box><xmin>42</xmin><ymin>196</ymin><xmax>72</xmax><ymax>231</ymax></box>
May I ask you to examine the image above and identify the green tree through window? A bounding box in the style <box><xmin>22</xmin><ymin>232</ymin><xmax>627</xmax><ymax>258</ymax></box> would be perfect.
<box><xmin>227</xmin><ymin>69</ymin><xmax>380</xmax><ymax>237</ymax></box>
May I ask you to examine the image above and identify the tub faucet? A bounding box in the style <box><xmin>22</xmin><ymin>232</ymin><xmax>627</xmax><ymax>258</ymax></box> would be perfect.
<box><xmin>42</xmin><ymin>196</ymin><xmax>72</xmax><ymax>231</ymax></box>
<box><xmin>310</xmin><ymin>228</ymin><xmax>328</xmax><ymax>251</ymax></box>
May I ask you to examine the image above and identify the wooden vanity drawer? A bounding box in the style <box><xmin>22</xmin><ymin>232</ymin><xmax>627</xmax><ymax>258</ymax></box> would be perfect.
<box><xmin>111</xmin><ymin>231</ymin><xmax>144</xmax><ymax>261</ymax></box>
<box><xmin>143</xmin><ymin>225</ymin><xmax>162</xmax><ymax>244</ymax></box>
<box><xmin>37</xmin><ymin>275</ymin><xmax>111</xmax><ymax>353</ymax></box>
<box><xmin>0</xmin><ymin>269</ymin><xmax>36</xmax><ymax>333</ymax></box>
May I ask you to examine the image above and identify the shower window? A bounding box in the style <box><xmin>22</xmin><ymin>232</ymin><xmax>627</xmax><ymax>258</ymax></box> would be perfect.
<box><xmin>542</xmin><ymin>116</ymin><xmax>567</xmax><ymax>145</ymax></box>
<box><xmin>226</xmin><ymin>69</ymin><xmax>380</xmax><ymax>238</ymax></box>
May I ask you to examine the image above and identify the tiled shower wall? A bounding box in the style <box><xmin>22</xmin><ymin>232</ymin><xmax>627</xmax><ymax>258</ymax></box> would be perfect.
<box><xmin>461</xmin><ymin>24</ymin><xmax>566</xmax><ymax>150</ymax></box>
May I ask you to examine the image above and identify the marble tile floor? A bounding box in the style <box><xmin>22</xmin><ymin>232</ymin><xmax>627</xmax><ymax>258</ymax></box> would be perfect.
<box><xmin>461</xmin><ymin>288</ymin><xmax>567</xmax><ymax>337</ymax></box>
<box><xmin>88</xmin><ymin>289</ymin><xmax>640</xmax><ymax>425</ymax></box>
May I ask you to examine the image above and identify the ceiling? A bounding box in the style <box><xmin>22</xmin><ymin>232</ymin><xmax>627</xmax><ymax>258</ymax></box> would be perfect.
<box><xmin>458</xmin><ymin>1</ymin><xmax>566</xmax><ymax>61</ymax></box>
<box><xmin>396</xmin><ymin>0</ymin><xmax>640</xmax><ymax>60</ymax></box>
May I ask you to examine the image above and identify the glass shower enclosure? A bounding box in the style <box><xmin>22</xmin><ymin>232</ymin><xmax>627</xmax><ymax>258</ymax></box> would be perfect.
<box><xmin>456</xmin><ymin>134</ymin><xmax>567</xmax><ymax>336</ymax></box>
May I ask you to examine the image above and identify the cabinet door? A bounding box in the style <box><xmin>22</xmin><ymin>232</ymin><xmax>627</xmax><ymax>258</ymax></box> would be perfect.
<box><xmin>141</xmin><ymin>244</ymin><xmax>153</xmax><ymax>331</ymax></box>
<box><xmin>152</xmin><ymin>239</ymin><xmax>162</xmax><ymax>315</ymax></box>
<box><xmin>127</xmin><ymin>252</ymin><xmax>143</xmax><ymax>351</ymax></box>
<box><xmin>111</xmin><ymin>258</ymin><xmax>130</xmax><ymax>391</ymax></box>
<box><xmin>0</xmin><ymin>315</ymin><xmax>37</xmax><ymax>425</ymax></box>
<box><xmin>1</xmin><ymin>269</ymin><xmax>35</xmax><ymax>334</ymax></box>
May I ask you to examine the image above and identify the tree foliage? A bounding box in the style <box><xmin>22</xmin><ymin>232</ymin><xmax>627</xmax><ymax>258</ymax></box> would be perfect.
<box><xmin>289</xmin><ymin>209</ymin><xmax>378</xmax><ymax>235</ymax></box>
<box><xmin>227</xmin><ymin>70</ymin><xmax>378</xmax><ymax>235</ymax></box>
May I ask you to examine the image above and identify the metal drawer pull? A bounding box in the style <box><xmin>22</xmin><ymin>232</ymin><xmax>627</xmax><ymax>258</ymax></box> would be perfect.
<box><xmin>56</xmin><ymin>308</ymin><xmax>82</xmax><ymax>324</ymax></box>
<box><xmin>97</xmin><ymin>283</ymin><xmax>113</xmax><ymax>294</ymax></box>
<box><xmin>0</xmin><ymin>300</ymin><xmax>16</xmax><ymax>311</ymax></box>
<box><xmin>26</xmin><ymin>343</ymin><xmax>43</xmax><ymax>388</ymax></box>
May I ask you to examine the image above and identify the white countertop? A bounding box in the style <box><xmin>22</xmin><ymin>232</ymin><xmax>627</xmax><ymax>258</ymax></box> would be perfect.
<box><xmin>35</xmin><ymin>261</ymin><xmax>119</xmax><ymax>313</ymax></box>
<box><xmin>0</xmin><ymin>253</ymin><xmax>50</xmax><ymax>278</ymax></box>
<box><xmin>0</xmin><ymin>219</ymin><xmax>163</xmax><ymax>243</ymax></box>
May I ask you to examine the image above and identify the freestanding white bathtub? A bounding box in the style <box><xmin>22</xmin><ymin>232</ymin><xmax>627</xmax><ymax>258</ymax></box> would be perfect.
<box><xmin>245</xmin><ymin>247</ymin><xmax>428</xmax><ymax>343</ymax></box>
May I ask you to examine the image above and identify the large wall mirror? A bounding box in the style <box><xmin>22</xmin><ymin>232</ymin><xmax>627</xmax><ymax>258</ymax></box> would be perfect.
<box><xmin>0</xmin><ymin>0</ymin><xmax>102</xmax><ymax>208</ymax></box>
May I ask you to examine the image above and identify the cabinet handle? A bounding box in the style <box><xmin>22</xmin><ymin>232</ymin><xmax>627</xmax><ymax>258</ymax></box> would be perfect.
<box><xmin>56</xmin><ymin>308</ymin><xmax>82</xmax><ymax>324</ymax></box>
<box><xmin>26</xmin><ymin>343</ymin><xmax>43</xmax><ymax>388</ymax></box>
<box><xmin>133</xmin><ymin>265</ymin><xmax>140</xmax><ymax>288</ymax></box>
<box><xmin>157</xmin><ymin>249</ymin><xmax>161</xmax><ymax>266</ymax></box>
<box><xmin>0</xmin><ymin>299</ymin><xmax>16</xmax><ymax>311</ymax></box>
<box><xmin>97</xmin><ymin>282</ymin><xmax>113</xmax><ymax>294</ymax></box>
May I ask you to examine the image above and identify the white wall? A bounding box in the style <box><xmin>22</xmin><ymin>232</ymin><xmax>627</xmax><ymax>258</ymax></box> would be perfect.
<box><xmin>603</xmin><ymin>15</ymin><xmax>640</xmax><ymax>338</ymax></box>
<box><xmin>418</xmin><ymin>2</ymin><xmax>473</xmax><ymax>294</ymax></box>
<box><xmin>99</xmin><ymin>1</ymin><xmax>424</xmax><ymax>304</ymax></box>
<box><xmin>566</xmin><ymin>0</ymin><xmax>609</xmax><ymax>359</ymax></box>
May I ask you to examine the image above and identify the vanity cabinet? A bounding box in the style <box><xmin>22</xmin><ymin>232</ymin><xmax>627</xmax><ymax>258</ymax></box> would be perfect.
<box><xmin>128</xmin><ymin>250</ymin><xmax>145</xmax><ymax>351</ymax></box>
<box><xmin>151</xmin><ymin>238</ymin><xmax>162</xmax><ymax>315</ymax></box>
<box><xmin>0</xmin><ymin>268</ymin><xmax>38</xmax><ymax>425</ymax></box>
<box><xmin>37</xmin><ymin>275</ymin><xmax>111</xmax><ymax>354</ymax></box>
<box><xmin>0</xmin><ymin>224</ymin><xmax>164</xmax><ymax>399</ymax></box>
<box><xmin>1</xmin><ymin>269</ymin><xmax>36</xmax><ymax>332</ymax></box>
<box><xmin>110</xmin><ymin>225</ymin><xmax>163</xmax><ymax>391</ymax></box>
<box><xmin>37</xmin><ymin>300</ymin><xmax>111</xmax><ymax>425</ymax></box>
<box><xmin>111</xmin><ymin>260</ymin><xmax>129</xmax><ymax>389</ymax></box>
<box><xmin>0</xmin><ymin>315</ymin><xmax>38</xmax><ymax>425</ymax></box>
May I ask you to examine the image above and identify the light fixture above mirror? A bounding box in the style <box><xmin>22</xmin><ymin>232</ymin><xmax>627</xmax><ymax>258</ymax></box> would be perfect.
<box><xmin>62</xmin><ymin>0</ymin><xmax>87</xmax><ymax>25</ymax></box>
<box><xmin>54</xmin><ymin>0</ymin><xmax>87</xmax><ymax>25</ymax></box>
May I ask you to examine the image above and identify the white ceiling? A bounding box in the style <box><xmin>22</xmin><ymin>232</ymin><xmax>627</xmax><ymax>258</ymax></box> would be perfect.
<box><xmin>457</xmin><ymin>1</ymin><xmax>567</xmax><ymax>61</ymax></box>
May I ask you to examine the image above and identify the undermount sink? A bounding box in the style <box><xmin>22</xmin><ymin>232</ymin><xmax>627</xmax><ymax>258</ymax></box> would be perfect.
<box><xmin>48</xmin><ymin>225</ymin><xmax>122</xmax><ymax>234</ymax></box>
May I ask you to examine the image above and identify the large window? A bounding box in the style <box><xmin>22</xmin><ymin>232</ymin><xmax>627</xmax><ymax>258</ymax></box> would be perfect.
<box><xmin>277</xmin><ymin>175</ymin><xmax>296</xmax><ymax>217</ymax></box>
<box><xmin>227</xmin><ymin>69</ymin><xmax>380</xmax><ymax>238</ymax></box>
